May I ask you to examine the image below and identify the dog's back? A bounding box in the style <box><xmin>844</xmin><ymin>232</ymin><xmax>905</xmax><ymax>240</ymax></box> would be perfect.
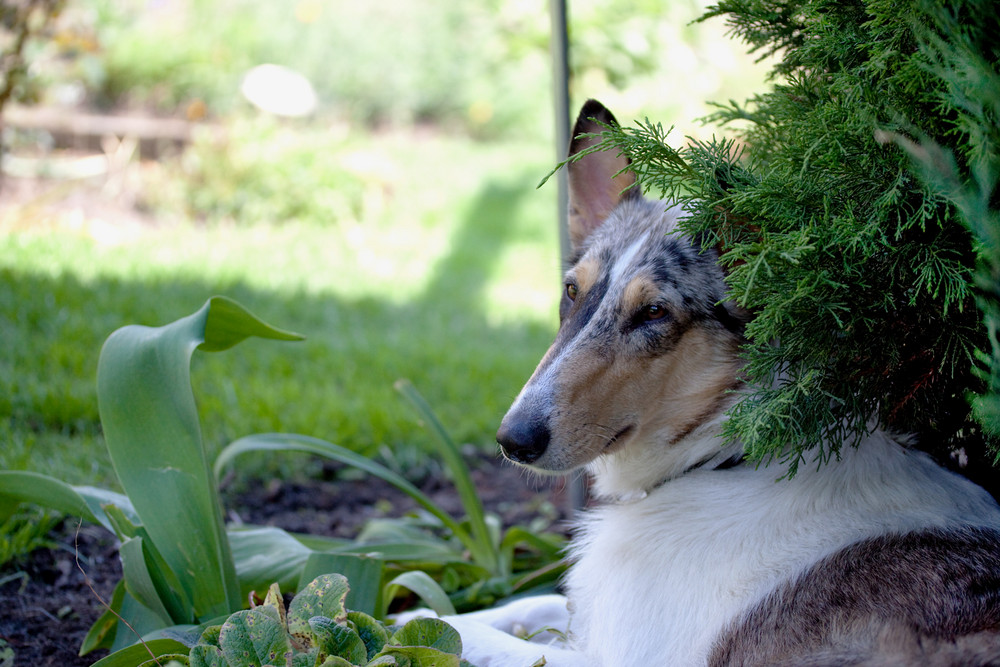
<box><xmin>710</xmin><ymin>526</ymin><xmax>1000</xmax><ymax>666</ymax></box>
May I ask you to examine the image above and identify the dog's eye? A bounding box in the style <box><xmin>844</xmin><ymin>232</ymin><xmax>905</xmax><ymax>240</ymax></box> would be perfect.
<box><xmin>565</xmin><ymin>283</ymin><xmax>578</xmax><ymax>301</ymax></box>
<box><xmin>641</xmin><ymin>304</ymin><xmax>667</xmax><ymax>322</ymax></box>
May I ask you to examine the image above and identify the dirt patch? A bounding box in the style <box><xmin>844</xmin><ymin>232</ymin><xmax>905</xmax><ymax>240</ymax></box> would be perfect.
<box><xmin>0</xmin><ymin>458</ymin><xmax>574</xmax><ymax>666</ymax></box>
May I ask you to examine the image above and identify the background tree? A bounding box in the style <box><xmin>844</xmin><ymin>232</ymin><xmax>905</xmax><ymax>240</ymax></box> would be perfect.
<box><xmin>0</xmin><ymin>0</ymin><xmax>64</xmax><ymax>190</ymax></box>
<box><xmin>597</xmin><ymin>0</ymin><xmax>1000</xmax><ymax>491</ymax></box>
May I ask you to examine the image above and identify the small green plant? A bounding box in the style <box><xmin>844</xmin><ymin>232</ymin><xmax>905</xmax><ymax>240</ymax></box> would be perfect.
<box><xmin>91</xmin><ymin>574</ymin><xmax>470</xmax><ymax>667</ymax></box>
<box><xmin>83</xmin><ymin>574</ymin><xmax>470</xmax><ymax>667</ymax></box>
<box><xmin>201</xmin><ymin>574</ymin><xmax>469</xmax><ymax>667</ymax></box>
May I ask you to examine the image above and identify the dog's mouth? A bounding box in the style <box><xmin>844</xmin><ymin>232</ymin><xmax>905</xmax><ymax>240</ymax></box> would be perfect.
<box><xmin>600</xmin><ymin>425</ymin><xmax>635</xmax><ymax>456</ymax></box>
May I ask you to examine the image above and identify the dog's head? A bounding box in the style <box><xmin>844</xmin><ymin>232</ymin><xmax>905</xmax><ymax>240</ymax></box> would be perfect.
<box><xmin>497</xmin><ymin>100</ymin><xmax>747</xmax><ymax>496</ymax></box>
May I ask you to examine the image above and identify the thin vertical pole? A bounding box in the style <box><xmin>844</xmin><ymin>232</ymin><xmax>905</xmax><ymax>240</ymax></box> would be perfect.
<box><xmin>549</xmin><ymin>0</ymin><xmax>587</xmax><ymax>512</ymax></box>
<box><xmin>550</xmin><ymin>0</ymin><xmax>571</xmax><ymax>265</ymax></box>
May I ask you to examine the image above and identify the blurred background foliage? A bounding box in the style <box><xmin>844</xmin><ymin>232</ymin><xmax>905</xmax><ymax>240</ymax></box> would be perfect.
<box><xmin>0</xmin><ymin>0</ymin><xmax>770</xmax><ymax>489</ymax></box>
<box><xmin>13</xmin><ymin>0</ymin><xmax>769</xmax><ymax>137</ymax></box>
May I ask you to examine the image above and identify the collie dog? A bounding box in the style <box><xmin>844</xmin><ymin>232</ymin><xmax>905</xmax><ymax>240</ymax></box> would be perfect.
<box><xmin>431</xmin><ymin>100</ymin><xmax>1000</xmax><ymax>666</ymax></box>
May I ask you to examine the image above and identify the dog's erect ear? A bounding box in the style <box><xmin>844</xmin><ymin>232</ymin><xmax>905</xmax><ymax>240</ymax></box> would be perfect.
<box><xmin>567</xmin><ymin>100</ymin><xmax>639</xmax><ymax>250</ymax></box>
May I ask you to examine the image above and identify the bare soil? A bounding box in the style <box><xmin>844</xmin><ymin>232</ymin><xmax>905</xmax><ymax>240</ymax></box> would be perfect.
<box><xmin>0</xmin><ymin>457</ymin><xmax>573</xmax><ymax>667</ymax></box>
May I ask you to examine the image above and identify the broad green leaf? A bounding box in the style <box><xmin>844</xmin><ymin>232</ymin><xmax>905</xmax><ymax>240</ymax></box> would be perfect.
<box><xmin>356</xmin><ymin>518</ymin><xmax>453</xmax><ymax>546</ymax></box>
<box><xmin>261</xmin><ymin>583</ymin><xmax>287</xmax><ymax>628</ymax></box>
<box><xmin>111</xmin><ymin>590</ymin><xmax>178</xmax><ymax>653</ymax></box>
<box><xmin>142</xmin><ymin>618</ymin><xmax>215</xmax><ymax>648</ymax></box>
<box><xmin>215</xmin><ymin>434</ymin><xmax>474</xmax><ymax>560</ymax></box>
<box><xmin>499</xmin><ymin>527</ymin><xmax>565</xmax><ymax>579</ymax></box>
<box><xmin>218</xmin><ymin>609</ymin><xmax>290</xmax><ymax>667</ymax></box>
<box><xmin>0</xmin><ymin>471</ymin><xmax>136</xmax><ymax>532</ymax></box>
<box><xmin>510</xmin><ymin>558</ymin><xmax>569</xmax><ymax>595</ymax></box>
<box><xmin>309</xmin><ymin>617</ymin><xmax>368</xmax><ymax>665</ymax></box>
<box><xmin>317</xmin><ymin>657</ymin><xmax>357</xmax><ymax>667</ymax></box>
<box><xmin>376</xmin><ymin>645</ymin><xmax>459</xmax><ymax>667</ymax></box>
<box><xmin>120</xmin><ymin>536</ymin><xmax>193</xmax><ymax>625</ymax></box>
<box><xmin>384</xmin><ymin>572</ymin><xmax>456</xmax><ymax>618</ymax></box>
<box><xmin>499</xmin><ymin>528</ymin><xmax>563</xmax><ymax>558</ymax></box>
<box><xmin>287</xmin><ymin>574</ymin><xmax>350</xmax><ymax>641</ymax></box>
<box><xmin>80</xmin><ymin>579</ymin><xmax>128</xmax><ymax>655</ymax></box>
<box><xmin>389</xmin><ymin>618</ymin><xmax>461</xmax><ymax>655</ymax></box>
<box><xmin>199</xmin><ymin>296</ymin><xmax>303</xmax><ymax>352</ymax></box>
<box><xmin>138</xmin><ymin>654</ymin><xmax>189</xmax><ymax>667</ymax></box>
<box><xmin>228</xmin><ymin>527</ymin><xmax>312</xmax><ymax>600</ymax></box>
<box><xmin>142</xmin><ymin>622</ymin><xmax>210</xmax><ymax>649</ymax></box>
<box><xmin>333</xmin><ymin>544</ymin><xmax>461</xmax><ymax>564</ymax></box>
<box><xmin>135</xmin><ymin>528</ymin><xmax>199</xmax><ymax>620</ymax></box>
<box><xmin>298</xmin><ymin>553</ymin><xmax>384</xmax><ymax>618</ymax></box>
<box><xmin>189</xmin><ymin>643</ymin><xmax>226</xmax><ymax>667</ymax></box>
<box><xmin>281</xmin><ymin>532</ymin><xmax>353</xmax><ymax>553</ymax></box>
<box><xmin>347</xmin><ymin>611</ymin><xmax>390</xmax><ymax>660</ymax></box>
<box><xmin>328</xmin><ymin>541</ymin><xmax>459</xmax><ymax>563</ymax></box>
<box><xmin>198</xmin><ymin>624</ymin><xmax>223</xmax><ymax>649</ymax></box>
<box><xmin>290</xmin><ymin>646</ymin><xmax>320</xmax><ymax>667</ymax></box>
<box><xmin>394</xmin><ymin>380</ymin><xmax>498</xmax><ymax>574</ymax></box>
<box><xmin>97</xmin><ymin>297</ymin><xmax>300</xmax><ymax>621</ymax></box>
<box><xmin>104</xmin><ymin>503</ymin><xmax>142</xmax><ymax>541</ymax></box>
<box><xmin>88</xmin><ymin>638</ymin><xmax>190</xmax><ymax>667</ymax></box>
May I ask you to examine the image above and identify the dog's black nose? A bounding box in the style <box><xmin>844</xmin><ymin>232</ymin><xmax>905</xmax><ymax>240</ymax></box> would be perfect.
<box><xmin>497</xmin><ymin>417</ymin><xmax>550</xmax><ymax>464</ymax></box>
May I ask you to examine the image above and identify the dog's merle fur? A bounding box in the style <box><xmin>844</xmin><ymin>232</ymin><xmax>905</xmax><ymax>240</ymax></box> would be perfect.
<box><xmin>415</xmin><ymin>100</ymin><xmax>1000</xmax><ymax>667</ymax></box>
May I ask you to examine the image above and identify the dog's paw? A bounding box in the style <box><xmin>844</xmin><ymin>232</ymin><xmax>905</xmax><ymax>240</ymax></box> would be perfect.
<box><xmin>392</xmin><ymin>596</ymin><xmax>580</xmax><ymax>666</ymax></box>
<box><xmin>441</xmin><ymin>615</ymin><xmax>578</xmax><ymax>667</ymax></box>
<box><xmin>457</xmin><ymin>594</ymin><xmax>572</xmax><ymax>640</ymax></box>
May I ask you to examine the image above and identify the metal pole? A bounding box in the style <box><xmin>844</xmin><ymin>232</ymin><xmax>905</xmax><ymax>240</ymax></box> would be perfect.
<box><xmin>549</xmin><ymin>0</ymin><xmax>587</xmax><ymax>512</ymax></box>
<box><xmin>550</xmin><ymin>0</ymin><xmax>572</xmax><ymax>266</ymax></box>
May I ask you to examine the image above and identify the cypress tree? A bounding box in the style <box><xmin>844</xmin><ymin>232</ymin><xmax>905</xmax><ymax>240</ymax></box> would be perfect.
<box><xmin>587</xmin><ymin>0</ymin><xmax>1000</xmax><ymax>487</ymax></box>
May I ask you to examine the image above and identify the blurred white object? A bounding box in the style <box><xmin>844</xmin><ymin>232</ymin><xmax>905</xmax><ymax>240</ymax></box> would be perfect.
<box><xmin>240</xmin><ymin>64</ymin><xmax>318</xmax><ymax>117</ymax></box>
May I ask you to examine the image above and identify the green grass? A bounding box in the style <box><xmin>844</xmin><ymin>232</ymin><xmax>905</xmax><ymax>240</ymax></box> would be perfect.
<box><xmin>0</xmin><ymin>128</ymin><xmax>562</xmax><ymax>488</ymax></box>
<box><xmin>0</xmin><ymin>508</ymin><xmax>61</xmax><ymax>572</ymax></box>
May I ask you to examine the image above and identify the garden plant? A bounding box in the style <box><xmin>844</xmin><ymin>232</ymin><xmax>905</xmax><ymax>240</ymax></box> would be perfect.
<box><xmin>5</xmin><ymin>0</ymin><xmax>999</xmax><ymax>662</ymax></box>
<box><xmin>94</xmin><ymin>573</ymin><xmax>471</xmax><ymax>667</ymax></box>
<box><xmin>0</xmin><ymin>297</ymin><xmax>563</xmax><ymax>664</ymax></box>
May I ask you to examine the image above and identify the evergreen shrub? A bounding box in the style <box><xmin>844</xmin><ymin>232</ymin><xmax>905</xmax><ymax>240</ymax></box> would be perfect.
<box><xmin>598</xmin><ymin>0</ymin><xmax>1000</xmax><ymax>483</ymax></box>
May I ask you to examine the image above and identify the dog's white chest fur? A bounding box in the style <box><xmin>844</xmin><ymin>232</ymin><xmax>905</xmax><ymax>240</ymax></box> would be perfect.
<box><xmin>564</xmin><ymin>432</ymin><xmax>1000</xmax><ymax>665</ymax></box>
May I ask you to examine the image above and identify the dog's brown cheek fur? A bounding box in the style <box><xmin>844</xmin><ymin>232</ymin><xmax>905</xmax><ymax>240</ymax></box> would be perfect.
<box><xmin>633</xmin><ymin>326</ymin><xmax>744</xmax><ymax>445</ymax></box>
<box><xmin>548</xmin><ymin>325</ymin><xmax>743</xmax><ymax>468</ymax></box>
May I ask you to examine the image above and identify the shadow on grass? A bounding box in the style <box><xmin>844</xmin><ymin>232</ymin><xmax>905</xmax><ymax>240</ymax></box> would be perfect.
<box><xmin>0</xmin><ymin>172</ymin><xmax>560</xmax><ymax>486</ymax></box>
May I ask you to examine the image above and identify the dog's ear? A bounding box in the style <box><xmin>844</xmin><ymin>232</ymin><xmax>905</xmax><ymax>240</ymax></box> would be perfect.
<box><xmin>567</xmin><ymin>100</ymin><xmax>639</xmax><ymax>250</ymax></box>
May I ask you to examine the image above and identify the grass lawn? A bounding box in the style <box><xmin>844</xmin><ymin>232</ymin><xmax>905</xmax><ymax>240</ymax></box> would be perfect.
<box><xmin>0</xmin><ymin>127</ymin><xmax>563</xmax><ymax>488</ymax></box>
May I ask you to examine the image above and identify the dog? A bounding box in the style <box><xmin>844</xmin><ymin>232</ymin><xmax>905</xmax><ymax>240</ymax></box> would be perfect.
<box><xmin>426</xmin><ymin>100</ymin><xmax>1000</xmax><ymax>666</ymax></box>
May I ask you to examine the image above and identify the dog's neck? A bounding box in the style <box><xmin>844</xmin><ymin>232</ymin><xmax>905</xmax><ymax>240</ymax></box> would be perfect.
<box><xmin>586</xmin><ymin>409</ymin><xmax>746</xmax><ymax>502</ymax></box>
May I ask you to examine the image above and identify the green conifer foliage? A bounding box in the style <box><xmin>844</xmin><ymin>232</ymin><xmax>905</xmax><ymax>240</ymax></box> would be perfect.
<box><xmin>600</xmin><ymin>0</ymin><xmax>999</xmax><ymax>480</ymax></box>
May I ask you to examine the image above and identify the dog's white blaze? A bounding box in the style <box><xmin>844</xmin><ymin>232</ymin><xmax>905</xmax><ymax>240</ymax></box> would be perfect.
<box><xmin>607</xmin><ymin>234</ymin><xmax>646</xmax><ymax>288</ymax></box>
<box><xmin>509</xmin><ymin>326</ymin><xmax>582</xmax><ymax>416</ymax></box>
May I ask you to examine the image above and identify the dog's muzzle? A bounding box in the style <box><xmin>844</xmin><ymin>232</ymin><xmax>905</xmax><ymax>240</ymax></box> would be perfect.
<box><xmin>496</xmin><ymin>413</ymin><xmax>550</xmax><ymax>465</ymax></box>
